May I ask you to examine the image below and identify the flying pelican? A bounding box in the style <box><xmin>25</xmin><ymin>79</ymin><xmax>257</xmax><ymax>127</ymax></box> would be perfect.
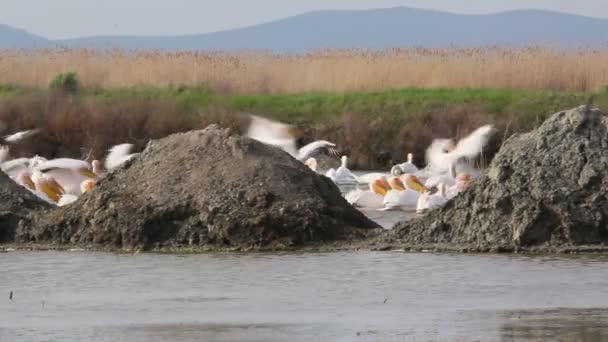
<box><xmin>245</xmin><ymin>114</ymin><xmax>339</xmax><ymax>162</ymax></box>
<box><xmin>426</xmin><ymin>125</ymin><xmax>495</xmax><ymax>173</ymax></box>
<box><xmin>104</xmin><ymin>143</ymin><xmax>138</xmax><ymax>170</ymax></box>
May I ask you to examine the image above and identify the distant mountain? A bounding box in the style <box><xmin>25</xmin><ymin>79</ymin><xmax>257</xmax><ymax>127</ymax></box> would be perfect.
<box><xmin>2</xmin><ymin>8</ymin><xmax>608</xmax><ymax>51</ymax></box>
<box><xmin>0</xmin><ymin>24</ymin><xmax>49</xmax><ymax>48</ymax></box>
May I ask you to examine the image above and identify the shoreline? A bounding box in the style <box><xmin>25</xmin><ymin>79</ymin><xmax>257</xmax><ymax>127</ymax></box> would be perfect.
<box><xmin>4</xmin><ymin>241</ymin><xmax>608</xmax><ymax>255</ymax></box>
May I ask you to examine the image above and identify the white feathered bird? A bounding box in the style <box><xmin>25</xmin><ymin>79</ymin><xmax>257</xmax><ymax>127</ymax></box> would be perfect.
<box><xmin>425</xmin><ymin>125</ymin><xmax>495</xmax><ymax>173</ymax></box>
<box><xmin>4</xmin><ymin>128</ymin><xmax>41</xmax><ymax>143</ymax></box>
<box><xmin>104</xmin><ymin>143</ymin><xmax>138</xmax><ymax>170</ymax></box>
<box><xmin>245</xmin><ymin>114</ymin><xmax>338</xmax><ymax>161</ymax></box>
<box><xmin>34</xmin><ymin>158</ymin><xmax>97</xmax><ymax>195</ymax></box>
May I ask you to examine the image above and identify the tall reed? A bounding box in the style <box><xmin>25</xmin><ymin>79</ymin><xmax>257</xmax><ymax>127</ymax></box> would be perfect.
<box><xmin>1</xmin><ymin>47</ymin><xmax>608</xmax><ymax>94</ymax></box>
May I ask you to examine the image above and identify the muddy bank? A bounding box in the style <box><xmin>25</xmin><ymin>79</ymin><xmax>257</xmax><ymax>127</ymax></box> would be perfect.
<box><xmin>388</xmin><ymin>106</ymin><xmax>608</xmax><ymax>251</ymax></box>
<box><xmin>16</xmin><ymin>125</ymin><xmax>380</xmax><ymax>251</ymax></box>
<box><xmin>0</xmin><ymin>172</ymin><xmax>50</xmax><ymax>242</ymax></box>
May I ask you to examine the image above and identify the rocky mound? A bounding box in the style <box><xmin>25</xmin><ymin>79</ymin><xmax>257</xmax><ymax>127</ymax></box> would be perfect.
<box><xmin>20</xmin><ymin>125</ymin><xmax>379</xmax><ymax>250</ymax></box>
<box><xmin>0</xmin><ymin>172</ymin><xmax>51</xmax><ymax>242</ymax></box>
<box><xmin>390</xmin><ymin>106</ymin><xmax>608</xmax><ymax>250</ymax></box>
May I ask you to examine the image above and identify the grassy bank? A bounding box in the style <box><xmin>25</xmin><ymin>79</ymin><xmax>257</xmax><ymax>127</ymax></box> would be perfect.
<box><xmin>0</xmin><ymin>84</ymin><xmax>606</xmax><ymax>169</ymax></box>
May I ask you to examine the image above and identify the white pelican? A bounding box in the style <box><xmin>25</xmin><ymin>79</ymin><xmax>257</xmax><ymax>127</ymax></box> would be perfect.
<box><xmin>426</xmin><ymin>125</ymin><xmax>495</xmax><ymax>173</ymax></box>
<box><xmin>105</xmin><ymin>143</ymin><xmax>138</xmax><ymax>170</ymax></box>
<box><xmin>35</xmin><ymin>158</ymin><xmax>97</xmax><ymax>195</ymax></box>
<box><xmin>381</xmin><ymin>175</ymin><xmax>426</xmax><ymax>211</ymax></box>
<box><xmin>345</xmin><ymin>178</ymin><xmax>390</xmax><ymax>209</ymax></box>
<box><xmin>416</xmin><ymin>183</ymin><xmax>448</xmax><ymax>213</ymax></box>
<box><xmin>391</xmin><ymin>153</ymin><xmax>418</xmax><ymax>176</ymax></box>
<box><xmin>331</xmin><ymin>156</ymin><xmax>358</xmax><ymax>183</ymax></box>
<box><xmin>245</xmin><ymin>114</ymin><xmax>339</xmax><ymax>162</ymax></box>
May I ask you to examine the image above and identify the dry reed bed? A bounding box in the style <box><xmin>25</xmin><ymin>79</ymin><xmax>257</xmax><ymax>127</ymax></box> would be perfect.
<box><xmin>1</xmin><ymin>47</ymin><xmax>608</xmax><ymax>93</ymax></box>
<box><xmin>0</xmin><ymin>92</ymin><xmax>522</xmax><ymax>169</ymax></box>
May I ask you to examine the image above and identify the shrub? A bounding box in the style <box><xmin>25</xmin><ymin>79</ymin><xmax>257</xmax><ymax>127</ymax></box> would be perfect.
<box><xmin>49</xmin><ymin>72</ymin><xmax>80</xmax><ymax>94</ymax></box>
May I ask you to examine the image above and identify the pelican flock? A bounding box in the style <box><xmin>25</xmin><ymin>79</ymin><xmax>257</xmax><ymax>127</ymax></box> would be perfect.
<box><xmin>0</xmin><ymin>127</ymin><xmax>136</xmax><ymax>207</ymax></box>
<box><xmin>244</xmin><ymin>114</ymin><xmax>494</xmax><ymax>214</ymax></box>
<box><xmin>2</xmin><ymin>113</ymin><xmax>494</xmax><ymax>216</ymax></box>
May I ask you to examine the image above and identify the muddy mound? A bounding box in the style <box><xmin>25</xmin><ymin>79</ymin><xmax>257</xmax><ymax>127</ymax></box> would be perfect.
<box><xmin>0</xmin><ymin>172</ymin><xmax>51</xmax><ymax>242</ymax></box>
<box><xmin>21</xmin><ymin>125</ymin><xmax>379</xmax><ymax>250</ymax></box>
<box><xmin>391</xmin><ymin>106</ymin><xmax>608</xmax><ymax>249</ymax></box>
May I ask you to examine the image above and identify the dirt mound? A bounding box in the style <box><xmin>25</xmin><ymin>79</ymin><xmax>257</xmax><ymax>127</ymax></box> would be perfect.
<box><xmin>390</xmin><ymin>106</ymin><xmax>608</xmax><ymax>250</ymax></box>
<box><xmin>0</xmin><ymin>172</ymin><xmax>51</xmax><ymax>242</ymax></box>
<box><xmin>20</xmin><ymin>125</ymin><xmax>380</xmax><ymax>250</ymax></box>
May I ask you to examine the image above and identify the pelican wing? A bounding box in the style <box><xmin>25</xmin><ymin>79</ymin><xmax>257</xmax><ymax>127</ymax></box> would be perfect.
<box><xmin>245</xmin><ymin>114</ymin><xmax>298</xmax><ymax>156</ymax></box>
<box><xmin>36</xmin><ymin>158</ymin><xmax>91</xmax><ymax>172</ymax></box>
<box><xmin>105</xmin><ymin>143</ymin><xmax>137</xmax><ymax>170</ymax></box>
<box><xmin>451</xmin><ymin>125</ymin><xmax>495</xmax><ymax>160</ymax></box>
<box><xmin>296</xmin><ymin>140</ymin><xmax>337</xmax><ymax>161</ymax></box>
<box><xmin>4</xmin><ymin>128</ymin><xmax>40</xmax><ymax>143</ymax></box>
<box><xmin>1</xmin><ymin>157</ymin><xmax>29</xmax><ymax>179</ymax></box>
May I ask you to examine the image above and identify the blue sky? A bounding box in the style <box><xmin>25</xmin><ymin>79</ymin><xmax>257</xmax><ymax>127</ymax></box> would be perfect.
<box><xmin>2</xmin><ymin>0</ymin><xmax>605</xmax><ymax>39</ymax></box>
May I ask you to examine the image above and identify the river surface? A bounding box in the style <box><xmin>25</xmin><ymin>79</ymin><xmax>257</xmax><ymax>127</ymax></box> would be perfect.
<box><xmin>4</xmin><ymin>173</ymin><xmax>608</xmax><ymax>341</ymax></box>
<box><xmin>3</xmin><ymin>251</ymin><xmax>608</xmax><ymax>342</ymax></box>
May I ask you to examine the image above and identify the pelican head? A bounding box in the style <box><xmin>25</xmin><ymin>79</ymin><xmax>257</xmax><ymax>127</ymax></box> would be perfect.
<box><xmin>80</xmin><ymin>179</ymin><xmax>95</xmax><ymax>193</ymax></box>
<box><xmin>387</xmin><ymin>176</ymin><xmax>406</xmax><ymax>191</ymax></box>
<box><xmin>304</xmin><ymin>157</ymin><xmax>318</xmax><ymax>171</ymax></box>
<box><xmin>370</xmin><ymin>178</ymin><xmax>390</xmax><ymax>196</ymax></box>
<box><xmin>17</xmin><ymin>171</ymin><xmax>35</xmax><ymax>191</ymax></box>
<box><xmin>401</xmin><ymin>174</ymin><xmax>426</xmax><ymax>193</ymax></box>
<box><xmin>91</xmin><ymin>160</ymin><xmax>102</xmax><ymax>175</ymax></box>
<box><xmin>390</xmin><ymin>165</ymin><xmax>403</xmax><ymax>176</ymax></box>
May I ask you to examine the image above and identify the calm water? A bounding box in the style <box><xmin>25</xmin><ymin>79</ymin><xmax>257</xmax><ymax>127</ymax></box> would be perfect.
<box><xmin>3</xmin><ymin>251</ymin><xmax>608</xmax><ymax>341</ymax></box>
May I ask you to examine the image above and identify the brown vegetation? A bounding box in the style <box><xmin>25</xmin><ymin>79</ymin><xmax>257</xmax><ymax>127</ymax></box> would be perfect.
<box><xmin>0</xmin><ymin>92</ymin><xmax>527</xmax><ymax>169</ymax></box>
<box><xmin>1</xmin><ymin>47</ymin><xmax>608</xmax><ymax>93</ymax></box>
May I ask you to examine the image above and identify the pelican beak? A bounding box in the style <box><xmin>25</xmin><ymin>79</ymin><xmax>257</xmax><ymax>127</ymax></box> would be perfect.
<box><xmin>405</xmin><ymin>176</ymin><xmax>427</xmax><ymax>193</ymax></box>
<box><xmin>286</xmin><ymin>127</ymin><xmax>304</xmax><ymax>138</ymax></box>
<box><xmin>372</xmin><ymin>180</ymin><xmax>388</xmax><ymax>196</ymax></box>
<box><xmin>24</xmin><ymin>177</ymin><xmax>35</xmax><ymax>191</ymax></box>
<box><xmin>78</xmin><ymin>168</ymin><xmax>97</xmax><ymax>179</ymax></box>
<box><xmin>39</xmin><ymin>182</ymin><xmax>60</xmax><ymax>202</ymax></box>
<box><xmin>389</xmin><ymin>177</ymin><xmax>406</xmax><ymax>191</ymax></box>
<box><xmin>48</xmin><ymin>179</ymin><xmax>65</xmax><ymax>196</ymax></box>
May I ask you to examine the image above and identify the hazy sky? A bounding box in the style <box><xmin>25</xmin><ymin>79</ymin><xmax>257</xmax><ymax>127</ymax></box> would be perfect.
<box><xmin>2</xmin><ymin>0</ymin><xmax>606</xmax><ymax>39</ymax></box>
